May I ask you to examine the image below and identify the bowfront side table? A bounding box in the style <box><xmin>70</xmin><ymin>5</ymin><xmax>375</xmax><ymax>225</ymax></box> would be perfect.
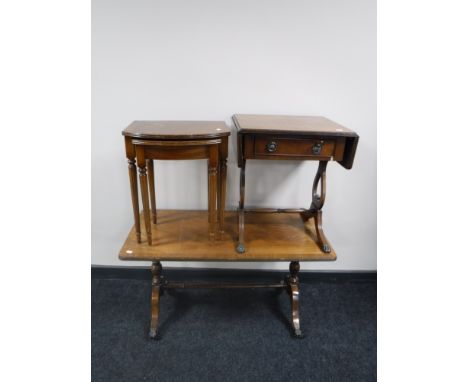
<box><xmin>122</xmin><ymin>121</ymin><xmax>230</xmax><ymax>244</ymax></box>
<box><xmin>233</xmin><ymin>114</ymin><xmax>359</xmax><ymax>254</ymax></box>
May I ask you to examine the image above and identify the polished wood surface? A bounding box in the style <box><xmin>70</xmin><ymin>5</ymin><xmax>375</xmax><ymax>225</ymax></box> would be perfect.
<box><xmin>233</xmin><ymin>114</ymin><xmax>356</xmax><ymax>136</ymax></box>
<box><xmin>124</xmin><ymin>121</ymin><xmax>230</xmax><ymax>244</ymax></box>
<box><xmin>119</xmin><ymin>210</ymin><xmax>336</xmax><ymax>261</ymax></box>
<box><xmin>234</xmin><ymin>114</ymin><xmax>358</xmax><ymax>254</ymax></box>
<box><xmin>132</xmin><ymin>138</ymin><xmax>227</xmax><ymax>242</ymax></box>
<box><xmin>254</xmin><ymin>136</ymin><xmax>337</xmax><ymax>159</ymax></box>
<box><xmin>146</xmin><ymin>159</ymin><xmax>157</xmax><ymax>224</ymax></box>
<box><xmin>208</xmin><ymin>145</ymin><xmax>219</xmax><ymax>239</ymax></box>
<box><xmin>122</xmin><ymin>120</ymin><xmax>230</xmax><ymax>140</ymax></box>
<box><xmin>125</xmin><ymin>137</ymin><xmax>141</xmax><ymax>243</ymax></box>
<box><xmin>286</xmin><ymin>261</ymin><xmax>303</xmax><ymax>338</ymax></box>
<box><xmin>120</xmin><ymin>118</ymin><xmax>350</xmax><ymax>340</ymax></box>
<box><xmin>217</xmin><ymin>138</ymin><xmax>228</xmax><ymax>234</ymax></box>
<box><xmin>136</xmin><ymin>146</ymin><xmax>153</xmax><ymax>245</ymax></box>
<box><xmin>149</xmin><ymin>261</ymin><xmax>162</xmax><ymax>339</ymax></box>
<box><xmin>234</xmin><ymin>114</ymin><xmax>359</xmax><ymax>170</ymax></box>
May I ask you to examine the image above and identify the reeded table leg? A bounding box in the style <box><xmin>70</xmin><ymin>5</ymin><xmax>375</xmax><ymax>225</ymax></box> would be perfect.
<box><xmin>236</xmin><ymin>160</ymin><xmax>246</xmax><ymax>253</ymax></box>
<box><xmin>208</xmin><ymin>146</ymin><xmax>219</xmax><ymax>239</ymax></box>
<box><xmin>127</xmin><ymin>158</ymin><xmax>141</xmax><ymax>243</ymax></box>
<box><xmin>217</xmin><ymin>158</ymin><xmax>227</xmax><ymax>234</ymax></box>
<box><xmin>147</xmin><ymin>159</ymin><xmax>157</xmax><ymax>224</ymax></box>
<box><xmin>149</xmin><ymin>261</ymin><xmax>162</xmax><ymax>339</ymax></box>
<box><xmin>125</xmin><ymin>137</ymin><xmax>141</xmax><ymax>243</ymax></box>
<box><xmin>300</xmin><ymin>160</ymin><xmax>331</xmax><ymax>253</ymax></box>
<box><xmin>286</xmin><ymin>261</ymin><xmax>304</xmax><ymax>338</ymax></box>
<box><xmin>136</xmin><ymin>147</ymin><xmax>152</xmax><ymax>245</ymax></box>
<box><xmin>217</xmin><ymin>138</ymin><xmax>228</xmax><ymax>234</ymax></box>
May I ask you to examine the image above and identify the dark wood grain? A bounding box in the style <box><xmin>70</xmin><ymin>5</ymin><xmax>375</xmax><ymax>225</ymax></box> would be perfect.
<box><xmin>149</xmin><ymin>261</ymin><xmax>162</xmax><ymax>339</ymax></box>
<box><xmin>123</xmin><ymin>121</ymin><xmax>230</xmax><ymax>140</ymax></box>
<box><xmin>233</xmin><ymin>114</ymin><xmax>356</xmax><ymax>136</ymax></box>
<box><xmin>233</xmin><ymin>114</ymin><xmax>359</xmax><ymax>169</ymax></box>
<box><xmin>124</xmin><ymin>123</ymin><xmax>230</xmax><ymax>243</ymax></box>
<box><xmin>234</xmin><ymin>114</ymin><xmax>358</xmax><ymax>254</ymax></box>
<box><xmin>146</xmin><ymin>159</ymin><xmax>157</xmax><ymax>224</ymax></box>
<box><xmin>286</xmin><ymin>261</ymin><xmax>303</xmax><ymax>338</ymax></box>
<box><xmin>136</xmin><ymin>146</ymin><xmax>152</xmax><ymax>245</ymax></box>
<box><xmin>218</xmin><ymin>137</ymin><xmax>228</xmax><ymax>234</ymax></box>
<box><xmin>144</xmin><ymin>257</ymin><xmax>308</xmax><ymax>339</ymax></box>
<box><xmin>254</xmin><ymin>136</ymin><xmax>336</xmax><ymax>159</ymax></box>
<box><xmin>125</xmin><ymin>136</ymin><xmax>141</xmax><ymax>243</ymax></box>
<box><xmin>129</xmin><ymin>133</ymin><xmax>229</xmax><ymax>244</ymax></box>
<box><xmin>208</xmin><ymin>145</ymin><xmax>219</xmax><ymax>239</ymax></box>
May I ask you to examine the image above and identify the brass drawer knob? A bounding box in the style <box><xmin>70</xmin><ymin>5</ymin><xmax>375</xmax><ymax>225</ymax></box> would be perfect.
<box><xmin>312</xmin><ymin>141</ymin><xmax>323</xmax><ymax>155</ymax></box>
<box><xmin>266</xmin><ymin>141</ymin><xmax>277</xmax><ymax>153</ymax></box>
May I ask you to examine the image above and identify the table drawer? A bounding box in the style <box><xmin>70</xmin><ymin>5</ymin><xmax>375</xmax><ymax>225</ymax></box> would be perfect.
<box><xmin>254</xmin><ymin>136</ymin><xmax>336</xmax><ymax>158</ymax></box>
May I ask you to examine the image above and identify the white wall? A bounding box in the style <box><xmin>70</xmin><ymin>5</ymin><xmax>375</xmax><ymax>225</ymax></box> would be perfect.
<box><xmin>92</xmin><ymin>0</ymin><xmax>376</xmax><ymax>270</ymax></box>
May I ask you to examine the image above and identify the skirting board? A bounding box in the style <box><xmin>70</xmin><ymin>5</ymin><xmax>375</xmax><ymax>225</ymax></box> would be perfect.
<box><xmin>91</xmin><ymin>265</ymin><xmax>376</xmax><ymax>283</ymax></box>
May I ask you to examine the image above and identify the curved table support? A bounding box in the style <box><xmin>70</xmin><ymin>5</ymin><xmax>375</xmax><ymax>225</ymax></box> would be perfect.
<box><xmin>139</xmin><ymin>255</ymin><xmax>321</xmax><ymax>340</ymax></box>
<box><xmin>286</xmin><ymin>261</ymin><xmax>304</xmax><ymax>338</ymax></box>
<box><xmin>149</xmin><ymin>261</ymin><xmax>162</xmax><ymax>339</ymax></box>
<box><xmin>300</xmin><ymin>160</ymin><xmax>331</xmax><ymax>253</ymax></box>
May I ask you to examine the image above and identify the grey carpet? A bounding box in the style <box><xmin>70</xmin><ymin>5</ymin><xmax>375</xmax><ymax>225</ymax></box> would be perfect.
<box><xmin>92</xmin><ymin>277</ymin><xmax>376</xmax><ymax>381</ymax></box>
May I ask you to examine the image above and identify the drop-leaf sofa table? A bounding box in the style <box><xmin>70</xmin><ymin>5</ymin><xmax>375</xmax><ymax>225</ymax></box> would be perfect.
<box><xmin>234</xmin><ymin>114</ymin><xmax>359</xmax><ymax>254</ymax></box>
<box><xmin>119</xmin><ymin>116</ymin><xmax>358</xmax><ymax>340</ymax></box>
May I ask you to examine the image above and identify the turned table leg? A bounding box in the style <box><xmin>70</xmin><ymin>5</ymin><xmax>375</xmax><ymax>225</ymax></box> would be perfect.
<box><xmin>125</xmin><ymin>137</ymin><xmax>141</xmax><ymax>243</ymax></box>
<box><xmin>300</xmin><ymin>160</ymin><xmax>331</xmax><ymax>253</ymax></box>
<box><xmin>286</xmin><ymin>261</ymin><xmax>304</xmax><ymax>338</ymax></box>
<box><xmin>149</xmin><ymin>261</ymin><xmax>162</xmax><ymax>339</ymax></box>
<box><xmin>208</xmin><ymin>145</ymin><xmax>219</xmax><ymax>239</ymax></box>
<box><xmin>236</xmin><ymin>160</ymin><xmax>246</xmax><ymax>253</ymax></box>
<box><xmin>147</xmin><ymin>159</ymin><xmax>157</xmax><ymax>224</ymax></box>
<box><xmin>136</xmin><ymin>147</ymin><xmax>152</xmax><ymax>245</ymax></box>
<box><xmin>127</xmin><ymin>158</ymin><xmax>141</xmax><ymax>243</ymax></box>
<box><xmin>217</xmin><ymin>158</ymin><xmax>227</xmax><ymax>234</ymax></box>
<box><xmin>217</xmin><ymin>138</ymin><xmax>228</xmax><ymax>234</ymax></box>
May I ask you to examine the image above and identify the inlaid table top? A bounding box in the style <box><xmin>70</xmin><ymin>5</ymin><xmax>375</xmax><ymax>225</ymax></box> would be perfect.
<box><xmin>122</xmin><ymin>121</ymin><xmax>231</xmax><ymax>140</ymax></box>
<box><xmin>233</xmin><ymin>114</ymin><xmax>357</xmax><ymax>137</ymax></box>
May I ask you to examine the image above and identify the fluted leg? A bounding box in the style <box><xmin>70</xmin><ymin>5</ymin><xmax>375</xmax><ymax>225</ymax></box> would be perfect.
<box><xmin>137</xmin><ymin>149</ymin><xmax>152</xmax><ymax>245</ymax></box>
<box><xmin>147</xmin><ymin>159</ymin><xmax>157</xmax><ymax>224</ymax></box>
<box><xmin>217</xmin><ymin>158</ymin><xmax>227</xmax><ymax>234</ymax></box>
<box><xmin>127</xmin><ymin>158</ymin><xmax>141</xmax><ymax>243</ymax></box>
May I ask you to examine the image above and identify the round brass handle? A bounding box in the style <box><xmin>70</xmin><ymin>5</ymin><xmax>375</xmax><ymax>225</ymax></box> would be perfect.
<box><xmin>266</xmin><ymin>141</ymin><xmax>277</xmax><ymax>153</ymax></box>
<box><xmin>312</xmin><ymin>141</ymin><xmax>323</xmax><ymax>155</ymax></box>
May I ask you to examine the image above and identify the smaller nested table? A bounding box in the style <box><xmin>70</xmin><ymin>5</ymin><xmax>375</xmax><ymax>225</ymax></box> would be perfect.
<box><xmin>122</xmin><ymin>121</ymin><xmax>230</xmax><ymax>244</ymax></box>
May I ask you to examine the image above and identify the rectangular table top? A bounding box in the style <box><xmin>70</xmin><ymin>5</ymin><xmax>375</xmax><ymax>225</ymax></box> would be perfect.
<box><xmin>233</xmin><ymin>114</ymin><xmax>359</xmax><ymax>169</ymax></box>
<box><xmin>119</xmin><ymin>210</ymin><xmax>336</xmax><ymax>262</ymax></box>
<box><xmin>122</xmin><ymin>121</ymin><xmax>230</xmax><ymax>140</ymax></box>
<box><xmin>233</xmin><ymin>114</ymin><xmax>357</xmax><ymax>137</ymax></box>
